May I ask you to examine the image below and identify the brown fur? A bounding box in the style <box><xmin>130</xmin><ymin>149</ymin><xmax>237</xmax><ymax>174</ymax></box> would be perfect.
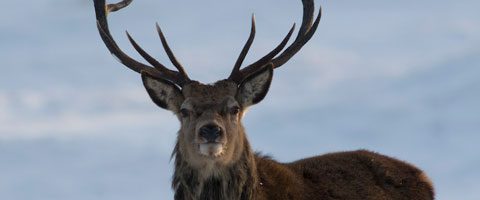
<box><xmin>164</xmin><ymin>79</ymin><xmax>434</xmax><ymax>200</ymax></box>
<box><xmin>172</xmin><ymin>131</ymin><xmax>435</xmax><ymax>200</ymax></box>
<box><xmin>172</xmin><ymin>128</ymin><xmax>434</xmax><ymax>199</ymax></box>
<box><xmin>256</xmin><ymin>150</ymin><xmax>434</xmax><ymax>200</ymax></box>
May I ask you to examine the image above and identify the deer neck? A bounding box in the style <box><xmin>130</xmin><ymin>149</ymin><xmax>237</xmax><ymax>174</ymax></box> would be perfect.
<box><xmin>172</xmin><ymin>138</ymin><xmax>259</xmax><ymax>200</ymax></box>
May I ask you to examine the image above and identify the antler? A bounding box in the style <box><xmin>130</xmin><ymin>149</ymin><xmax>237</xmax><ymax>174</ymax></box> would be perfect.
<box><xmin>94</xmin><ymin>0</ymin><xmax>191</xmax><ymax>86</ymax></box>
<box><xmin>229</xmin><ymin>0</ymin><xmax>321</xmax><ymax>84</ymax></box>
<box><xmin>94</xmin><ymin>0</ymin><xmax>320</xmax><ymax>86</ymax></box>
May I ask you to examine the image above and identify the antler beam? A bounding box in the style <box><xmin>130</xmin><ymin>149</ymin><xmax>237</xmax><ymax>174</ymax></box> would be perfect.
<box><xmin>94</xmin><ymin>0</ymin><xmax>191</xmax><ymax>86</ymax></box>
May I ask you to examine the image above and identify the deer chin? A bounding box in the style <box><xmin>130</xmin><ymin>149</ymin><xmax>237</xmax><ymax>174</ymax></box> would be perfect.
<box><xmin>198</xmin><ymin>143</ymin><xmax>226</xmax><ymax>158</ymax></box>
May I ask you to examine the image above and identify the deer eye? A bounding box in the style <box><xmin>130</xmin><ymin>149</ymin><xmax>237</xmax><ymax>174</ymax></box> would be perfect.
<box><xmin>229</xmin><ymin>106</ymin><xmax>240</xmax><ymax>115</ymax></box>
<box><xmin>180</xmin><ymin>108</ymin><xmax>190</xmax><ymax>118</ymax></box>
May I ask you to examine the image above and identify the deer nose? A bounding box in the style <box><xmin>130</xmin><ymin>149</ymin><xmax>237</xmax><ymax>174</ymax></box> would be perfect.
<box><xmin>199</xmin><ymin>124</ymin><xmax>222</xmax><ymax>142</ymax></box>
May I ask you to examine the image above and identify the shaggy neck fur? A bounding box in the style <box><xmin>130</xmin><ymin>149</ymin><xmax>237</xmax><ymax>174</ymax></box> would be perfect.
<box><xmin>172</xmin><ymin>139</ymin><xmax>258</xmax><ymax>200</ymax></box>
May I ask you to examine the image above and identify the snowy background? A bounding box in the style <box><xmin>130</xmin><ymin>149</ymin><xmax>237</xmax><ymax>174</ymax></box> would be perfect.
<box><xmin>1</xmin><ymin>0</ymin><xmax>479</xmax><ymax>199</ymax></box>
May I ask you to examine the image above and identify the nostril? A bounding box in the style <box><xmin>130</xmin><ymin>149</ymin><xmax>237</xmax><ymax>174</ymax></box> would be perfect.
<box><xmin>203</xmin><ymin>125</ymin><xmax>221</xmax><ymax>134</ymax></box>
<box><xmin>199</xmin><ymin>124</ymin><xmax>222</xmax><ymax>141</ymax></box>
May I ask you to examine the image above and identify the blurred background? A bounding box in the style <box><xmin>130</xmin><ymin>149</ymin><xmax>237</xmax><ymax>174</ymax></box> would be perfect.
<box><xmin>1</xmin><ymin>0</ymin><xmax>479</xmax><ymax>199</ymax></box>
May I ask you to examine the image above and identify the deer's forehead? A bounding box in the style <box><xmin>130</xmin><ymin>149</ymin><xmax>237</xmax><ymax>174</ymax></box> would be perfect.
<box><xmin>182</xmin><ymin>80</ymin><xmax>238</xmax><ymax>100</ymax></box>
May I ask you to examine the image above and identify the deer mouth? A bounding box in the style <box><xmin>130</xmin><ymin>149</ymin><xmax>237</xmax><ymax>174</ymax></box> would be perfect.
<box><xmin>198</xmin><ymin>142</ymin><xmax>226</xmax><ymax>158</ymax></box>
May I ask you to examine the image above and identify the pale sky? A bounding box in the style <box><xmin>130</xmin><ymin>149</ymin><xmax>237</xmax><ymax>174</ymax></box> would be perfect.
<box><xmin>1</xmin><ymin>0</ymin><xmax>479</xmax><ymax>199</ymax></box>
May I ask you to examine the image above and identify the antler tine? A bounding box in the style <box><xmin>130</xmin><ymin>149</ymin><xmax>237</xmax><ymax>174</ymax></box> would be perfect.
<box><xmin>95</xmin><ymin>0</ymin><xmax>149</xmax><ymax>74</ymax></box>
<box><xmin>228</xmin><ymin>0</ymin><xmax>321</xmax><ymax>84</ymax></box>
<box><xmin>228</xmin><ymin>15</ymin><xmax>256</xmax><ymax>82</ymax></box>
<box><xmin>295</xmin><ymin>0</ymin><xmax>315</xmax><ymax>42</ymax></box>
<box><xmin>155</xmin><ymin>23</ymin><xmax>190</xmax><ymax>81</ymax></box>
<box><xmin>125</xmin><ymin>31</ymin><xmax>187</xmax><ymax>85</ymax></box>
<box><xmin>94</xmin><ymin>0</ymin><xmax>190</xmax><ymax>86</ymax></box>
<box><xmin>231</xmin><ymin>24</ymin><xmax>296</xmax><ymax>83</ymax></box>
<box><xmin>106</xmin><ymin>0</ymin><xmax>132</xmax><ymax>12</ymax></box>
<box><xmin>271</xmin><ymin>0</ymin><xmax>321</xmax><ymax>68</ymax></box>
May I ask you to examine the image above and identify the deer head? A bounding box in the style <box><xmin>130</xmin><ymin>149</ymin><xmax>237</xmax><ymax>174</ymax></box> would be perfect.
<box><xmin>94</xmin><ymin>0</ymin><xmax>320</xmax><ymax>173</ymax></box>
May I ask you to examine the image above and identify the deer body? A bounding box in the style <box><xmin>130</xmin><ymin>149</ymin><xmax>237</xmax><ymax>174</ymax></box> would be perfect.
<box><xmin>169</xmin><ymin>82</ymin><xmax>433</xmax><ymax>200</ymax></box>
<box><xmin>174</xmin><ymin>144</ymin><xmax>434</xmax><ymax>199</ymax></box>
<box><xmin>93</xmin><ymin>0</ymin><xmax>435</xmax><ymax>199</ymax></box>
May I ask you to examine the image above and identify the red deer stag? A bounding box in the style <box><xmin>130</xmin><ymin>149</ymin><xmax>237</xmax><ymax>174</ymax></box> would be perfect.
<box><xmin>94</xmin><ymin>0</ymin><xmax>435</xmax><ymax>199</ymax></box>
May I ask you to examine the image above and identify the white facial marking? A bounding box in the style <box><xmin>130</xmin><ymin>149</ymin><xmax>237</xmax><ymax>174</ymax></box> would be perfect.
<box><xmin>199</xmin><ymin>143</ymin><xmax>224</xmax><ymax>157</ymax></box>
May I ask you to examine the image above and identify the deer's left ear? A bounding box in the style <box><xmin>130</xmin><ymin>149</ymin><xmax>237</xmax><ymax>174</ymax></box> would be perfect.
<box><xmin>236</xmin><ymin>63</ymin><xmax>274</xmax><ymax>108</ymax></box>
<box><xmin>141</xmin><ymin>71</ymin><xmax>184</xmax><ymax>112</ymax></box>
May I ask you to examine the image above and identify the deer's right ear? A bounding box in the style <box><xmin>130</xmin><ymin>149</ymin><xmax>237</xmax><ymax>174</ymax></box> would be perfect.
<box><xmin>141</xmin><ymin>71</ymin><xmax>184</xmax><ymax>112</ymax></box>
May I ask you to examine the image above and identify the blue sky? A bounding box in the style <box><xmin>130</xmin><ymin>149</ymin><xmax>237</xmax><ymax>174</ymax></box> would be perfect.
<box><xmin>1</xmin><ymin>0</ymin><xmax>479</xmax><ymax>199</ymax></box>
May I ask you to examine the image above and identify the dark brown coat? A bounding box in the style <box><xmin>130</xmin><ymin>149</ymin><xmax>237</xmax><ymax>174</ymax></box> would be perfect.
<box><xmin>173</xmin><ymin>143</ymin><xmax>434</xmax><ymax>200</ymax></box>
<box><xmin>256</xmin><ymin>150</ymin><xmax>434</xmax><ymax>200</ymax></box>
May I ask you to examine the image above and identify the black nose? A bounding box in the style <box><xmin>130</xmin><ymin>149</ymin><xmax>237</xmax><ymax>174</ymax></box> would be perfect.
<box><xmin>199</xmin><ymin>124</ymin><xmax>222</xmax><ymax>142</ymax></box>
